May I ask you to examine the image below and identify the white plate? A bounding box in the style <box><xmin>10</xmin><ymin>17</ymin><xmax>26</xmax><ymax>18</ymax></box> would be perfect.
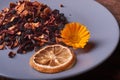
<box><xmin>0</xmin><ymin>0</ymin><xmax>119</xmax><ymax>79</ymax></box>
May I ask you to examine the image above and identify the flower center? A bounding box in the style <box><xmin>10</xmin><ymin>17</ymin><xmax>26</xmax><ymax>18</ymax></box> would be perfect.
<box><xmin>69</xmin><ymin>34</ymin><xmax>80</xmax><ymax>43</ymax></box>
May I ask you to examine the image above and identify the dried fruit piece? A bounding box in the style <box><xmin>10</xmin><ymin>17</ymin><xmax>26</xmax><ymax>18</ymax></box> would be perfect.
<box><xmin>0</xmin><ymin>0</ymin><xmax>67</xmax><ymax>55</ymax></box>
<box><xmin>29</xmin><ymin>44</ymin><xmax>76</xmax><ymax>73</ymax></box>
<box><xmin>60</xmin><ymin>4</ymin><xmax>64</xmax><ymax>8</ymax></box>
<box><xmin>8</xmin><ymin>51</ymin><xmax>16</xmax><ymax>58</ymax></box>
<box><xmin>0</xmin><ymin>44</ymin><xmax>5</xmax><ymax>50</ymax></box>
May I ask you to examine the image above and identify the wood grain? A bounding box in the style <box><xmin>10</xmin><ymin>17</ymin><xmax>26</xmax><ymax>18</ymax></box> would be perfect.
<box><xmin>97</xmin><ymin>0</ymin><xmax>120</xmax><ymax>25</ymax></box>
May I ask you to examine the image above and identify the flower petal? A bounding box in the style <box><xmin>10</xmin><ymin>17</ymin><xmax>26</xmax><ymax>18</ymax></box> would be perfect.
<box><xmin>61</xmin><ymin>22</ymin><xmax>90</xmax><ymax>49</ymax></box>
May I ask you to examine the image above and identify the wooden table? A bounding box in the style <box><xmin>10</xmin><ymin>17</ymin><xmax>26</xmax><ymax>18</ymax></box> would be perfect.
<box><xmin>0</xmin><ymin>0</ymin><xmax>120</xmax><ymax>80</ymax></box>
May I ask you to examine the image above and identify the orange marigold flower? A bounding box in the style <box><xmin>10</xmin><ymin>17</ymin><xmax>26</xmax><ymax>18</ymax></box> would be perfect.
<box><xmin>61</xmin><ymin>22</ymin><xmax>90</xmax><ymax>49</ymax></box>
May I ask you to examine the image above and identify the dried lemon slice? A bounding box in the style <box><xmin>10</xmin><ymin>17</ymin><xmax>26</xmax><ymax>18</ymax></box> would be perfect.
<box><xmin>29</xmin><ymin>44</ymin><xmax>76</xmax><ymax>73</ymax></box>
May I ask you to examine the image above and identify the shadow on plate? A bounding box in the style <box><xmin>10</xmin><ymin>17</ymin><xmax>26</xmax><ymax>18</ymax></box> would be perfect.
<box><xmin>75</xmin><ymin>41</ymin><xmax>97</xmax><ymax>54</ymax></box>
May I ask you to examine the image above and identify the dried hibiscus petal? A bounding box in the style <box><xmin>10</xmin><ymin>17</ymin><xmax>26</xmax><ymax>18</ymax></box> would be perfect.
<box><xmin>0</xmin><ymin>0</ymin><xmax>68</xmax><ymax>57</ymax></box>
<box><xmin>8</xmin><ymin>51</ymin><xmax>16</xmax><ymax>58</ymax></box>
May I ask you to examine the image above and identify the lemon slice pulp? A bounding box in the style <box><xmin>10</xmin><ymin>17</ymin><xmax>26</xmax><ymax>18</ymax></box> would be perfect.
<box><xmin>29</xmin><ymin>44</ymin><xmax>76</xmax><ymax>73</ymax></box>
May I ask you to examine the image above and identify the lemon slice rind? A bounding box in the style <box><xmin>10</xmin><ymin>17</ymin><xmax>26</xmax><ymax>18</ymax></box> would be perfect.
<box><xmin>29</xmin><ymin>44</ymin><xmax>76</xmax><ymax>73</ymax></box>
